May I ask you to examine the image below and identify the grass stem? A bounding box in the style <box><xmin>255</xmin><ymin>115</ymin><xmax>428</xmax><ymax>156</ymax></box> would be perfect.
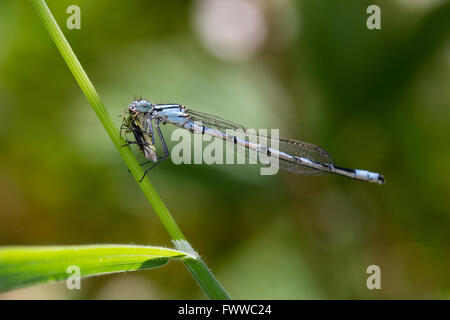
<box><xmin>31</xmin><ymin>0</ymin><xmax>230</xmax><ymax>300</ymax></box>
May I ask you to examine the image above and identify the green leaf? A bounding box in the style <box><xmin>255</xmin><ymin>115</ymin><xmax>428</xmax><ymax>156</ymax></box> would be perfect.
<box><xmin>0</xmin><ymin>244</ymin><xmax>193</xmax><ymax>292</ymax></box>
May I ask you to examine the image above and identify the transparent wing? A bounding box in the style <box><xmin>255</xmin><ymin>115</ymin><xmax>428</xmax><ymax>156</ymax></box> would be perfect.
<box><xmin>186</xmin><ymin>109</ymin><xmax>247</xmax><ymax>131</ymax></box>
<box><xmin>185</xmin><ymin>109</ymin><xmax>334</xmax><ymax>175</ymax></box>
<box><xmin>276</xmin><ymin>138</ymin><xmax>334</xmax><ymax>175</ymax></box>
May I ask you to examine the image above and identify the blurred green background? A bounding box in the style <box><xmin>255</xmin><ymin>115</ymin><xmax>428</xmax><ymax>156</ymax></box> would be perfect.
<box><xmin>0</xmin><ymin>0</ymin><xmax>449</xmax><ymax>299</ymax></box>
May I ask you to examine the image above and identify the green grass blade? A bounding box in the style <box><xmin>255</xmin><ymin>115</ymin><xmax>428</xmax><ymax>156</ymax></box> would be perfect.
<box><xmin>30</xmin><ymin>0</ymin><xmax>230</xmax><ymax>299</ymax></box>
<box><xmin>0</xmin><ymin>245</ymin><xmax>193</xmax><ymax>292</ymax></box>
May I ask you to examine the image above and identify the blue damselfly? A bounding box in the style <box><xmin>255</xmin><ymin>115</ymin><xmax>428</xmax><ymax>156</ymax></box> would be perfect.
<box><xmin>121</xmin><ymin>99</ymin><xmax>385</xmax><ymax>184</ymax></box>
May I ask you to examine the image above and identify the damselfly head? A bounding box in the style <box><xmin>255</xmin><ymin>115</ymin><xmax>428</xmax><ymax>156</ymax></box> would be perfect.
<box><xmin>129</xmin><ymin>99</ymin><xmax>153</xmax><ymax>113</ymax></box>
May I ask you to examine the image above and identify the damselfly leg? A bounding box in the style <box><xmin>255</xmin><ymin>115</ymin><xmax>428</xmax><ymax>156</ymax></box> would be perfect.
<box><xmin>139</xmin><ymin>120</ymin><xmax>170</xmax><ymax>182</ymax></box>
